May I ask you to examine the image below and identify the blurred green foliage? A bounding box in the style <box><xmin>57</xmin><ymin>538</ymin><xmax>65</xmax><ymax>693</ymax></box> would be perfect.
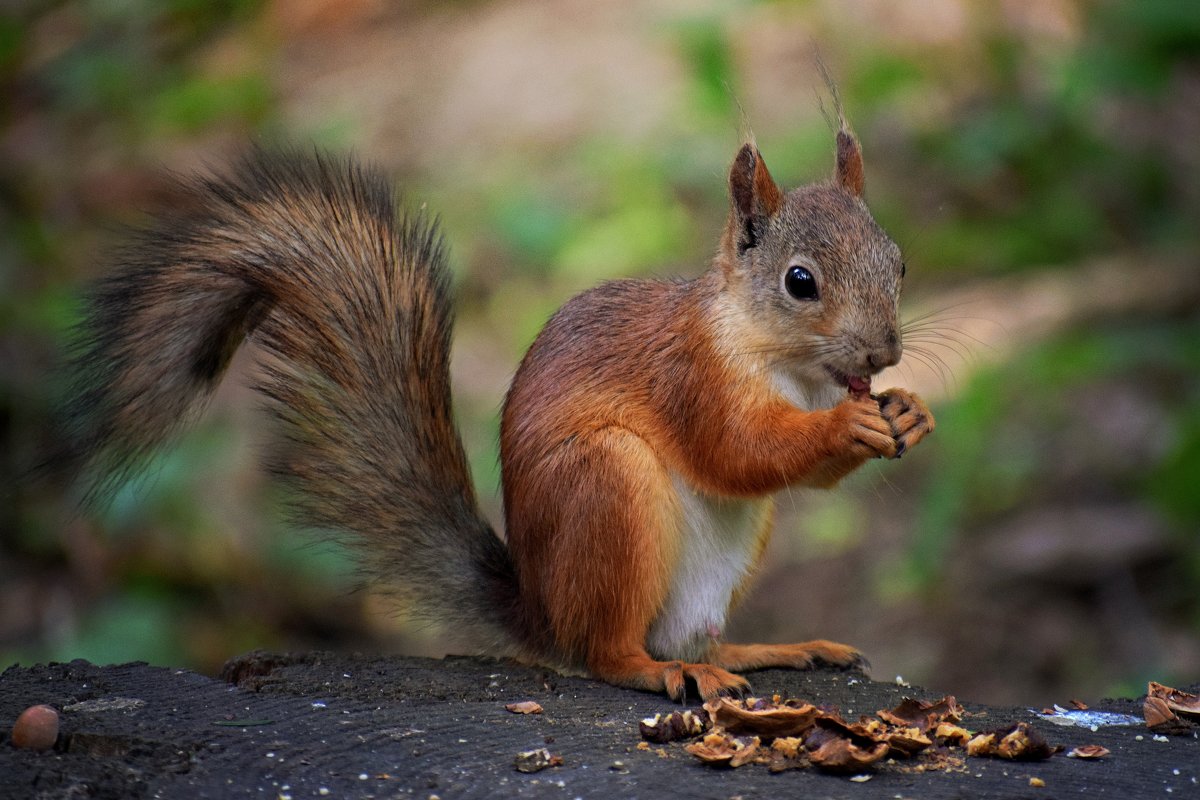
<box><xmin>15</xmin><ymin>0</ymin><xmax>267</xmax><ymax>139</ymax></box>
<box><xmin>864</xmin><ymin>1</ymin><xmax>1199</xmax><ymax>274</ymax></box>
<box><xmin>865</xmin><ymin>3</ymin><xmax>1198</xmax><ymax>693</ymax></box>
<box><xmin>905</xmin><ymin>319</ymin><xmax>1200</xmax><ymax>585</ymax></box>
<box><xmin>0</xmin><ymin>0</ymin><xmax>297</xmax><ymax>673</ymax></box>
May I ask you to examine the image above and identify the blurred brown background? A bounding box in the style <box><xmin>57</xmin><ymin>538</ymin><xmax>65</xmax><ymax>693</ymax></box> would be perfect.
<box><xmin>2</xmin><ymin>0</ymin><xmax>1198</xmax><ymax>707</ymax></box>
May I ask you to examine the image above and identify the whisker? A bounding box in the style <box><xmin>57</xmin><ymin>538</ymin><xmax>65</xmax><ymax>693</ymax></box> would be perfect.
<box><xmin>902</xmin><ymin>321</ymin><xmax>994</xmax><ymax>351</ymax></box>
<box><xmin>899</xmin><ymin>303</ymin><xmax>997</xmax><ymax>379</ymax></box>
<box><xmin>910</xmin><ymin>347</ymin><xmax>955</xmax><ymax>380</ymax></box>
<box><xmin>902</xmin><ymin>347</ymin><xmax>955</xmax><ymax>392</ymax></box>
<box><xmin>901</xmin><ymin>346</ymin><xmax>940</xmax><ymax>377</ymax></box>
<box><xmin>903</xmin><ymin>334</ymin><xmax>974</xmax><ymax>362</ymax></box>
<box><xmin>873</xmin><ymin>464</ymin><xmax>902</xmax><ymax>498</ymax></box>
<box><xmin>900</xmin><ymin>298</ymin><xmax>988</xmax><ymax>327</ymax></box>
<box><xmin>892</xmin><ymin>360</ymin><xmax>916</xmax><ymax>385</ymax></box>
<box><xmin>903</xmin><ymin>313</ymin><xmax>997</xmax><ymax>328</ymax></box>
<box><xmin>902</xmin><ymin>300</ymin><xmax>996</xmax><ymax>326</ymax></box>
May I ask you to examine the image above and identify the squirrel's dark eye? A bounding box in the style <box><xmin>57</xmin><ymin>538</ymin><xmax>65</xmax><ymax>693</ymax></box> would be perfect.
<box><xmin>784</xmin><ymin>265</ymin><xmax>818</xmax><ymax>301</ymax></box>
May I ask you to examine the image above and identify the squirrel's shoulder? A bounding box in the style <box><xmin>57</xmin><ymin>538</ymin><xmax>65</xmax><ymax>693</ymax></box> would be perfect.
<box><xmin>531</xmin><ymin>275</ymin><xmax>701</xmax><ymax>351</ymax></box>
<box><xmin>506</xmin><ymin>273</ymin><xmax>716</xmax><ymax>406</ymax></box>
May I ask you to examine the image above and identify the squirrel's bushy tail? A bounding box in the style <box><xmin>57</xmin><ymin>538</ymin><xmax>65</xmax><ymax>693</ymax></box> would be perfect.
<box><xmin>61</xmin><ymin>149</ymin><xmax>522</xmax><ymax>653</ymax></box>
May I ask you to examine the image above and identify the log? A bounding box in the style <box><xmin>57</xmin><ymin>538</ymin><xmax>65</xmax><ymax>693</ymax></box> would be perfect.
<box><xmin>1</xmin><ymin>652</ymin><xmax>1194</xmax><ymax>798</ymax></box>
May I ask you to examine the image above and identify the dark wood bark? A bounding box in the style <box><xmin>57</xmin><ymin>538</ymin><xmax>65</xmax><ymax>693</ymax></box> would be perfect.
<box><xmin>1</xmin><ymin>652</ymin><xmax>1194</xmax><ymax>798</ymax></box>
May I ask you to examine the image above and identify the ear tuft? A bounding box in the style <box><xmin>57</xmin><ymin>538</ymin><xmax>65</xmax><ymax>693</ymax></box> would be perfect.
<box><xmin>836</xmin><ymin>129</ymin><xmax>865</xmax><ymax>197</ymax></box>
<box><xmin>817</xmin><ymin>54</ymin><xmax>866</xmax><ymax>198</ymax></box>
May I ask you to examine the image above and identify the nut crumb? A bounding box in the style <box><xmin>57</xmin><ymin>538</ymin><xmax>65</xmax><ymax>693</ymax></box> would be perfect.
<box><xmin>505</xmin><ymin>701</ymin><xmax>544</xmax><ymax>715</ymax></box>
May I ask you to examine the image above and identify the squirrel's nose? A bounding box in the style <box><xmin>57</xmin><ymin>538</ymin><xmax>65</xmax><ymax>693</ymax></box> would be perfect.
<box><xmin>866</xmin><ymin>331</ymin><xmax>902</xmax><ymax>372</ymax></box>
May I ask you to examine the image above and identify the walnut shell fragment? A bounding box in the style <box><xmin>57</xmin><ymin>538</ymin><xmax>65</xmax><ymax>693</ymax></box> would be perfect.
<box><xmin>672</xmin><ymin>693</ymin><xmax>1058</xmax><ymax>775</ymax></box>
<box><xmin>1146</xmin><ymin>681</ymin><xmax>1200</xmax><ymax>731</ymax></box>
<box><xmin>766</xmin><ymin>736</ymin><xmax>809</xmax><ymax>773</ymax></box>
<box><xmin>513</xmin><ymin>748</ymin><xmax>562</xmax><ymax>773</ymax></box>
<box><xmin>505</xmin><ymin>701</ymin><xmax>543</xmax><ymax>715</ymax></box>
<box><xmin>1067</xmin><ymin>745</ymin><xmax>1110</xmax><ymax>759</ymax></box>
<box><xmin>966</xmin><ymin>722</ymin><xmax>1057</xmax><ymax>761</ymax></box>
<box><xmin>880</xmin><ymin>726</ymin><xmax>933</xmax><ymax>758</ymax></box>
<box><xmin>844</xmin><ymin>717</ymin><xmax>932</xmax><ymax>758</ymax></box>
<box><xmin>935</xmin><ymin>722</ymin><xmax>972</xmax><ymax>747</ymax></box>
<box><xmin>877</xmin><ymin>696</ymin><xmax>963</xmax><ymax>733</ymax></box>
<box><xmin>1142</xmin><ymin>686</ymin><xmax>1200</xmax><ymax>724</ymax></box>
<box><xmin>804</xmin><ymin>720</ymin><xmax>890</xmax><ymax>773</ymax></box>
<box><xmin>684</xmin><ymin>732</ymin><xmax>762</xmax><ymax>767</ymax></box>
<box><xmin>770</xmin><ymin>736</ymin><xmax>804</xmax><ymax>759</ymax></box>
<box><xmin>966</xmin><ymin>732</ymin><xmax>996</xmax><ymax>757</ymax></box>
<box><xmin>1143</xmin><ymin>696</ymin><xmax>1181</xmax><ymax>730</ymax></box>
<box><xmin>702</xmin><ymin>697</ymin><xmax>820</xmax><ymax>738</ymax></box>
<box><xmin>639</xmin><ymin>710</ymin><xmax>708</xmax><ymax>744</ymax></box>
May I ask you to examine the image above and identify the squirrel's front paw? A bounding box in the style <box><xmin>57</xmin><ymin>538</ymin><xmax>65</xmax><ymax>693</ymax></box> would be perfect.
<box><xmin>831</xmin><ymin>398</ymin><xmax>897</xmax><ymax>460</ymax></box>
<box><xmin>876</xmin><ymin>388</ymin><xmax>935</xmax><ymax>458</ymax></box>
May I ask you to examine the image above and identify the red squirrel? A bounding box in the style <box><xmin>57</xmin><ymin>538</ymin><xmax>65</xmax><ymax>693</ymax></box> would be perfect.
<box><xmin>61</xmin><ymin>121</ymin><xmax>933</xmax><ymax>701</ymax></box>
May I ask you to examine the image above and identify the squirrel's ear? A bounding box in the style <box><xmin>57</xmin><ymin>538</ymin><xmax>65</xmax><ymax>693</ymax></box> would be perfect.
<box><xmin>835</xmin><ymin>129</ymin><xmax>865</xmax><ymax>197</ymax></box>
<box><xmin>730</xmin><ymin>144</ymin><xmax>784</xmax><ymax>219</ymax></box>
<box><xmin>729</xmin><ymin>144</ymin><xmax>783</xmax><ymax>253</ymax></box>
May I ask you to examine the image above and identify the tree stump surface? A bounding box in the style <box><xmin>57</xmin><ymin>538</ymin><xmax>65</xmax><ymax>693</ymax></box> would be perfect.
<box><xmin>1</xmin><ymin>651</ymin><xmax>1196</xmax><ymax>798</ymax></box>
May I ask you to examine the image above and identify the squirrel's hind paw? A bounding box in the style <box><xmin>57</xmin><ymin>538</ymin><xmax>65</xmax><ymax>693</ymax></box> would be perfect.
<box><xmin>663</xmin><ymin>662</ymin><xmax>751</xmax><ymax>703</ymax></box>
<box><xmin>590</xmin><ymin>652</ymin><xmax>749</xmax><ymax>702</ymax></box>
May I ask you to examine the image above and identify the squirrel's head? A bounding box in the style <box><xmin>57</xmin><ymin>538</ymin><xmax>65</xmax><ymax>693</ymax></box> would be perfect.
<box><xmin>718</xmin><ymin>130</ymin><xmax>904</xmax><ymax>395</ymax></box>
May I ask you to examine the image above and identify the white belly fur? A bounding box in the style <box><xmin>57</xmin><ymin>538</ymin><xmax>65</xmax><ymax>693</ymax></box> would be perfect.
<box><xmin>643</xmin><ymin>357</ymin><xmax>843</xmax><ymax>662</ymax></box>
<box><xmin>646</xmin><ymin>473</ymin><xmax>772</xmax><ymax>662</ymax></box>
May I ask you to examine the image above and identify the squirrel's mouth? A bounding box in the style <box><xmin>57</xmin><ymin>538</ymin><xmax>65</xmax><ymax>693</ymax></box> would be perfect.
<box><xmin>826</xmin><ymin>366</ymin><xmax>872</xmax><ymax>399</ymax></box>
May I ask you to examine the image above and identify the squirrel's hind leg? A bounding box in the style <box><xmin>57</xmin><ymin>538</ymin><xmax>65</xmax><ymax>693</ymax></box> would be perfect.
<box><xmin>530</xmin><ymin>426</ymin><xmax>749</xmax><ymax>701</ymax></box>
<box><xmin>709</xmin><ymin>641</ymin><xmax>869</xmax><ymax>673</ymax></box>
